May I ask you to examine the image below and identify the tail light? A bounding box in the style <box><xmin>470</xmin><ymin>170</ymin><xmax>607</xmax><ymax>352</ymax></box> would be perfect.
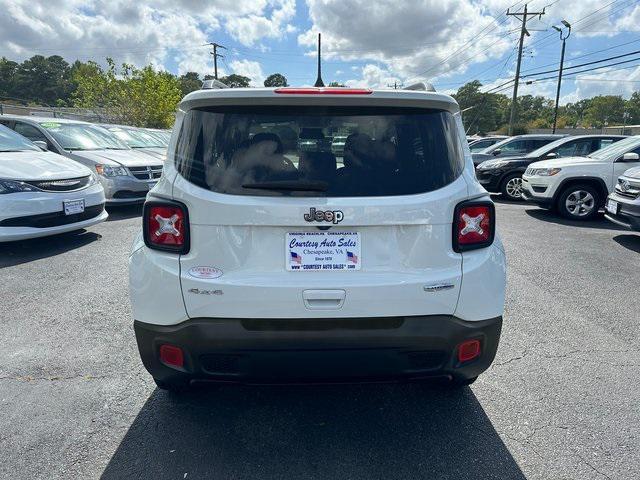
<box><xmin>453</xmin><ymin>201</ymin><xmax>495</xmax><ymax>252</ymax></box>
<box><xmin>143</xmin><ymin>200</ymin><xmax>190</xmax><ymax>254</ymax></box>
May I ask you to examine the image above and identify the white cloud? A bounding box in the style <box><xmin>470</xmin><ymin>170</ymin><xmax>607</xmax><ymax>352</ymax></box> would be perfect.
<box><xmin>226</xmin><ymin>0</ymin><xmax>296</xmax><ymax>46</ymax></box>
<box><xmin>570</xmin><ymin>65</ymin><xmax>640</xmax><ymax>100</ymax></box>
<box><xmin>230</xmin><ymin>59</ymin><xmax>265</xmax><ymax>86</ymax></box>
<box><xmin>345</xmin><ymin>64</ymin><xmax>400</xmax><ymax>89</ymax></box>
<box><xmin>0</xmin><ymin>0</ymin><xmax>296</xmax><ymax>76</ymax></box>
<box><xmin>299</xmin><ymin>0</ymin><xmax>514</xmax><ymax>85</ymax></box>
<box><xmin>614</xmin><ymin>4</ymin><xmax>640</xmax><ymax>33</ymax></box>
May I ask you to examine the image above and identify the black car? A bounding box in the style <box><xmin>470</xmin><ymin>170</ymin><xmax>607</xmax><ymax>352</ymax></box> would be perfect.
<box><xmin>476</xmin><ymin>135</ymin><xmax>626</xmax><ymax>200</ymax></box>
<box><xmin>472</xmin><ymin>134</ymin><xmax>565</xmax><ymax>167</ymax></box>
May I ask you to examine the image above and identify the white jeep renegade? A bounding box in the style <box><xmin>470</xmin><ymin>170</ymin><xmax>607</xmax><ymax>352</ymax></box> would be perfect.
<box><xmin>129</xmin><ymin>86</ymin><xmax>506</xmax><ymax>391</ymax></box>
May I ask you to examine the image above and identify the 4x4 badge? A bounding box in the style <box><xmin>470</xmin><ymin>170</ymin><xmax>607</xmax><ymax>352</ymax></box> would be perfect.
<box><xmin>304</xmin><ymin>207</ymin><xmax>344</xmax><ymax>224</ymax></box>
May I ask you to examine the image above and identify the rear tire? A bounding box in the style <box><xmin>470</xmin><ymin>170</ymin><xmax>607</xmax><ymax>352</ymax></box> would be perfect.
<box><xmin>500</xmin><ymin>173</ymin><xmax>524</xmax><ymax>201</ymax></box>
<box><xmin>557</xmin><ymin>184</ymin><xmax>600</xmax><ymax>220</ymax></box>
<box><xmin>154</xmin><ymin>377</ymin><xmax>191</xmax><ymax>393</ymax></box>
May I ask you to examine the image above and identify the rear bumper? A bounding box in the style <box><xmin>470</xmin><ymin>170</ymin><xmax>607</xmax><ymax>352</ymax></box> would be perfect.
<box><xmin>134</xmin><ymin>315</ymin><xmax>502</xmax><ymax>384</ymax></box>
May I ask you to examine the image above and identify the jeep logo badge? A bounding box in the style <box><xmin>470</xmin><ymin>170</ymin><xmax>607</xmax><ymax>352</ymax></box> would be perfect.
<box><xmin>304</xmin><ymin>207</ymin><xmax>344</xmax><ymax>224</ymax></box>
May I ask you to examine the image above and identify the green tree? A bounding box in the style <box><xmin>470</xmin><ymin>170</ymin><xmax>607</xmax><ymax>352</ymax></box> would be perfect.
<box><xmin>264</xmin><ymin>73</ymin><xmax>288</xmax><ymax>87</ymax></box>
<box><xmin>517</xmin><ymin>95</ymin><xmax>554</xmax><ymax>126</ymax></box>
<box><xmin>73</xmin><ymin>58</ymin><xmax>182</xmax><ymax>128</ymax></box>
<box><xmin>0</xmin><ymin>57</ymin><xmax>19</xmax><ymax>99</ymax></box>
<box><xmin>178</xmin><ymin>72</ymin><xmax>202</xmax><ymax>96</ymax></box>
<box><xmin>584</xmin><ymin>95</ymin><xmax>625</xmax><ymax>128</ymax></box>
<box><xmin>453</xmin><ymin>81</ymin><xmax>507</xmax><ymax>134</ymax></box>
<box><xmin>625</xmin><ymin>92</ymin><xmax>640</xmax><ymax>124</ymax></box>
<box><xmin>219</xmin><ymin>74</ymin><xmax>251</xmax><ymax>88</ymax></box>
<box><xmin>563</xmin><ymin>99</ymin><xmax>591</xmax><ymax>127</ymax></box>
<box><xmin>12</xmin><ymin>55</ymin><xmax>75</xmax><ymax>106</ymax></box>
<box><xmin>328</xmin><ymin>81</ymin><xmax>346</xmax><ymax>87</ymax></box>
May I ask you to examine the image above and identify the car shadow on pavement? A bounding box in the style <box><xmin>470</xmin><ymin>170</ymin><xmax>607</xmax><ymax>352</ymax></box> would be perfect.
<box><xmin>101</xmin><ymin>383</ymin><xmax>525</xmax><ymax>480</ymax></box>
<box><xmin>524</xmin><ymin>208</ymin><xmax>626</xmax><ymax>231</ymax></box>
<box><xmin>0</xmin><ymin>230</ymin><xmax>101</xmax><ymax>268</ymax></box>
<box><xmin>612</xmin><ymin>234</ymin><xmax>640</xmax><ymax>253</ymax></box>
<box><xmin>106</xmin><ymin>204</ymin><xmax>143</xmax><ymax>221</ymax></box>
<box><xmin>491</xmin><ymin>195</ymin><xmax>523</xmax><ymax>205</ymax></box>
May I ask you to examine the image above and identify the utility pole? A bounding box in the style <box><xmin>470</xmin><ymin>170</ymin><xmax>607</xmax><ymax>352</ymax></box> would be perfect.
<box><xmin>507</xmin><ymin>4</ymin><xmax>545</xmax><ymax>135</ymax></box>
<box><xmin>204</xmin><ymin>42</ymin><xmax>226</xmax><ymax>79</ymax></box>
<box><xmin>552</xmin><ymin>21</ymin><xmax>571</xmax><ymax>133</ymax></box>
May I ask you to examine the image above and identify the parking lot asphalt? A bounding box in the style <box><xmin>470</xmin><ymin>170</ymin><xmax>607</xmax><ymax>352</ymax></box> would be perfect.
<box><xmin>1</xmin><ymin>199</ymin><xmax>639</xmax><ymax>480</ymax></box>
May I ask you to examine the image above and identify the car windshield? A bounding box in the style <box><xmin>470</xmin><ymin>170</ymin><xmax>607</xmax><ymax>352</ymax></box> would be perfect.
<box><xmin>40</xmin><ymin>122</ymin><xmax>129</xmax><ymax>151</ymax></box>
<box><xmin>108</xmin><ymin>127</ymin><xmax>165</xmax><ymax>148</ymax></box>
<box><xmin>0</xmin><ymin>125</ymin><xmax>41</xmax><ymax>152</ymax></box>
<box><xmin>175</xmin><ymin>105</ymin><xmax>464</xmax><ymax>197</ymax></box>
<box><xmin>588</xmin><ymin>136</ymin><xmax>640</xmax><ymax>160</ymax></box>
<box><xmin>145</xmin><ymin>130</ymin><xmax>170</xmax><ymax>147</ymax></box>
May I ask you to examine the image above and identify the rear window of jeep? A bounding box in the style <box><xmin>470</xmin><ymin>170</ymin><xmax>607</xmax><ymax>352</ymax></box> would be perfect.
<box><xmin>175</xmin><ymin>106</ymin><xmax>464</xmax><ymax>197</ymax></box>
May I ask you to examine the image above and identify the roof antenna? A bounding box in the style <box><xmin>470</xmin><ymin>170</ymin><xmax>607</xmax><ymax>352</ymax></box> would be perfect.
<box><xmin>314</xmin><ymin>33</ymin><xmax>325</xmax><ymax>87</ymax></box>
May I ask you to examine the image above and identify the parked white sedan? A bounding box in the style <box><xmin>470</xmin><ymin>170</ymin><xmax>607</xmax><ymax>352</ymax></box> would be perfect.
<box><xmin>0</xmin><ymin>125</ymin><xmax>108</xmax><ymax>242</ymax></box>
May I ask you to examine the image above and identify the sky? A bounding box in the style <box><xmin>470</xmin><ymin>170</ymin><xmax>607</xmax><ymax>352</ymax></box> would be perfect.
<box><xmin>0</xmin><ymin>0</ymin><xmax>639</xmax><ymax>104</ymax></box>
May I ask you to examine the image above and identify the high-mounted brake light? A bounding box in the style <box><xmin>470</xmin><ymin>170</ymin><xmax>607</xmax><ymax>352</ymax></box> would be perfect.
<box><xmin>274</xmin><ymin>87</ymin><xmax>373</xmax><ymax>95</ymax></box>
<box><xmin>143</xmin><ymin>200</ymin><xmax>190</xmax><ymax>254</ymax></box>
<box><xmin>453</xmin><ymin>201</ymin><xmax>495</xmax><ymax>252</ymax></box>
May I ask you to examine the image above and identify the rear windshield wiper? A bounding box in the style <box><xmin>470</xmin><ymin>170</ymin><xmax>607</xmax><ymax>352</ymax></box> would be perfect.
<box><xmin>242</xmin><ymin>180</ymin><xmax>328</xmax><ymax>192</ymax></box>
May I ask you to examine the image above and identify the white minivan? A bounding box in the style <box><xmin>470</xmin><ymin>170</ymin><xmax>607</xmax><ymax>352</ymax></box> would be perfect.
<box><xmin>129</xmin><ymin>86</ymin><xmax>507</xmax><ymax>391</ymax></box>
<box><xmin>0</xmin><ymin>125</ymin><xmax>107</xmax><ymax>242</ymax></box>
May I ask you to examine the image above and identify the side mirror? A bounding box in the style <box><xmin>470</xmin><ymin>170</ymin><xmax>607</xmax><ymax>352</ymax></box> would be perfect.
<box><xmin>492</xmin><ymin>149</ymin><xmax>502</xmax><ymax>156</ymax></box>
<box><xmin>33</xmin><ymin>140</ymin><xmax>48</xmax><ymax>151</ymax></box>
<box><xmin>545</xmin><ymin>152</ymin><xmax>558</xmax><ymax>159</ymax></box>
<box><xmin>620</xmin><ymin>152</ymin><xmax>639</xmax><ymax>162</ymax></box>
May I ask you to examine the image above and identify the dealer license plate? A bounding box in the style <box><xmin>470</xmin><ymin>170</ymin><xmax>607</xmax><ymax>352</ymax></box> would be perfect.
<box><xmin>63</xmin><ymin>199</ymin><xmax>85</xmax><ymax>215</ymax></box>
<box><xmin>286</xmin><ymin>231</ymin><xmax>361</xmax><ymax>271</ymax></box>
<box><xmin>606</xmin><ymin>199</ymin><xmax>618</xmax><ymax>215</ymax></box>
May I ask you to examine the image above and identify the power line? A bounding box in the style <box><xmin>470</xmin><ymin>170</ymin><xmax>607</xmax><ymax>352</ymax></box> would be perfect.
<box><xmin>522</xmin><ymin>49</ymin><xmax>640</xmax><ymax>77</ymax></box>
<box><xmin>528</xmin><ymin>0</ymin><xmax>634</xmax><ymax>52</ymax></box>
<box><xmin>521</xmin><ymin>37</ymin><xmax>640</xmax><ymax>73</ymax></box>
<box><xmin>525</xmin><ymin>0</ymin><xmax>622</xmax><ymax>51</ymax></box>
<box><xmin>408</xmin><ymin>0</ymin><xmax>526</xmax><ymax>81</ymax></box>
<box><xmin>480</xmin><ymin>55</ymin><xmax>640</xmax><ymax>94</ymax></box>
<box><xmin>526</xmin><ymin>58</ymin><xmax>640</xmax><ymax>82</ymax></box>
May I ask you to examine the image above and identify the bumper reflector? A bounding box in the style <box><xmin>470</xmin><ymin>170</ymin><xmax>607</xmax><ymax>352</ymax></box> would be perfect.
<box><xmin>457</xmin><ymin>339</ymin><xmax>481</xmax><ymax>363</ymax></box>
<box><xmin>159</xmin><ymin>344</ymin><xmax>184</xmax><ymax>368</ymax></box>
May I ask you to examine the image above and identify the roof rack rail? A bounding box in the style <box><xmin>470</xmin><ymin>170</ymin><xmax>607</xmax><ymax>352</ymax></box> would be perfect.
<box><xmin>201</xmin><ymin>79</ymin><xmax>229</xmax><ymax>90</ymax></box>
<box><xmin>404</xmin><ymin>82</ymin><xmax>436</xmax><ymax>92</ymax></box>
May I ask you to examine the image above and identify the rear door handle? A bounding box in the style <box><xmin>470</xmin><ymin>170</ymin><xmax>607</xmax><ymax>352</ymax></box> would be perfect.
<box><xmin>302</xmin><ymin>289</ymin><xmax>346</xmax><ymax>310</ymax></box>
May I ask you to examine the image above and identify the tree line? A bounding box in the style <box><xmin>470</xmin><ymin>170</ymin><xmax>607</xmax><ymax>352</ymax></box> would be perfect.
<box><xmin>2</xmin><ymin>55</ymin><xmax>638</xmax><ymax>131</ymax></box>
<box><xmin>454</xmin><ymin>80</ymin><xmax>640</xmax><ymax>134</ymax></box>
<box><xmin>0</xmin><ymin>55</ymin><xmax>296</xmax><ymax>128</ymax></box>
